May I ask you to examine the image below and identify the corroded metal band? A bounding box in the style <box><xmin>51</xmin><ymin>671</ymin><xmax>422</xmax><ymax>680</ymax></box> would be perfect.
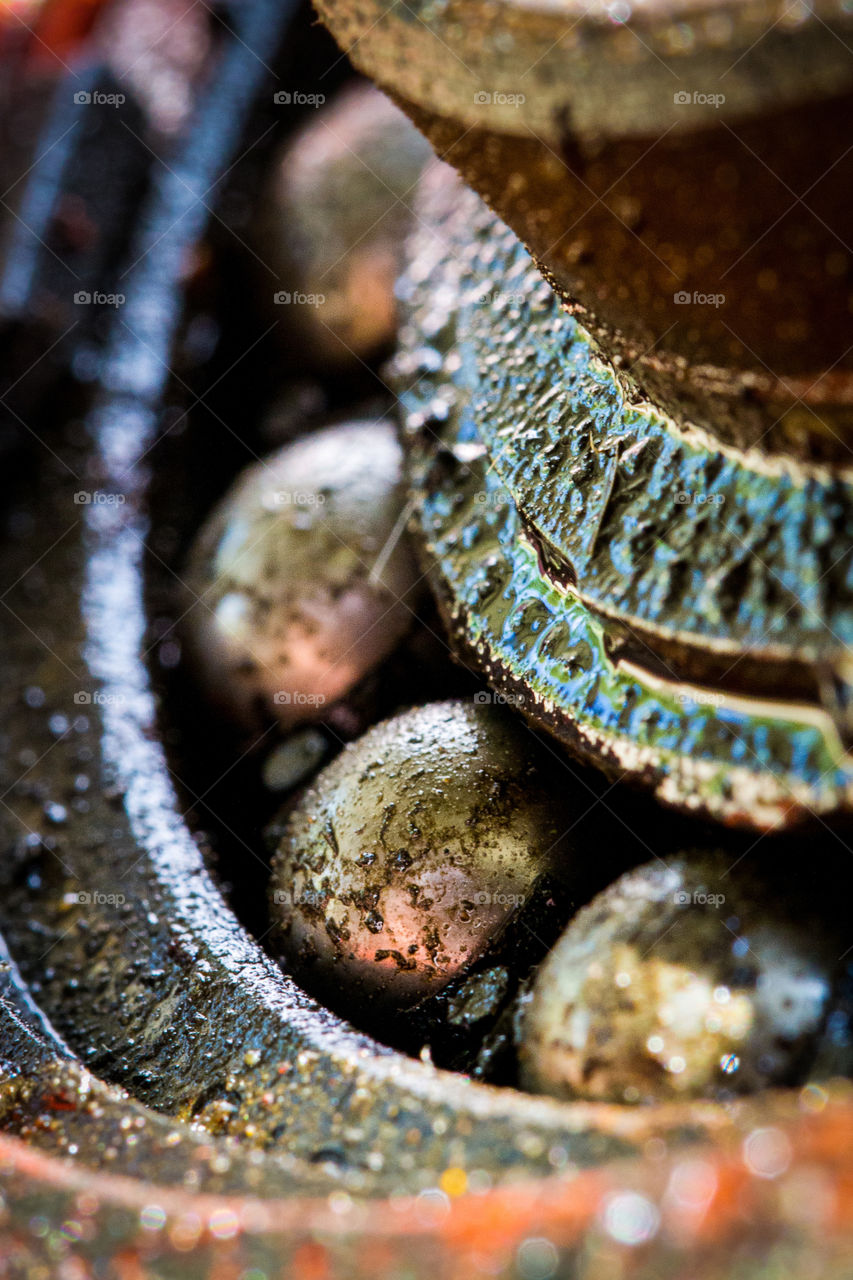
<box><xmin>314</xmin><ymin>0</ymin><xmax>853</xmax><ymax>457</ymax></box>
<box><xmin>393</xmin><ymin>91</ymin><xmax>853</xmax><ymax>459</ymax></box>
<box><xmin>394</xmin><ymin>167</ymin><xmax>853</xmax><ymax>828</ymax></box>
<box><xmin>397</xmin><ymin>172</ymin><xmax>853</xmax><ymax>671</ymax></box>
<box><xmin>312</xmin><ymin>0</ymin><xmax>853</xmax><ymax>141</ymax></box>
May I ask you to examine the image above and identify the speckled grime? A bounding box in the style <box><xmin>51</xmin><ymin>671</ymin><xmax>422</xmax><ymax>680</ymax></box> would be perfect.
<box><xmin>392</xmin><ymin>167</ymin><xmax>853</xmax><ymax>829</ymax></box>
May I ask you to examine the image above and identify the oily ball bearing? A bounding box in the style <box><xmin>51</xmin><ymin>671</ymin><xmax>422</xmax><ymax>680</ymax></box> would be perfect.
<box><xmin>263</xmin><ymin>82</ymin><xmax>432</xmax><ymax>364</ymax></box>
<box><xmin>520</xmin><ymin>851</ymin><xmax>853</xmax><ymax>1104</ymax></box>
<box><xmin>181</xmin><ymin>420</ymin><xmax>419</xmax><ymax>730</ymax></box>
<box><xmin>267</xmin><ymin>699</ymin><xmax>580</xmax><ymax>1015</ymax></box>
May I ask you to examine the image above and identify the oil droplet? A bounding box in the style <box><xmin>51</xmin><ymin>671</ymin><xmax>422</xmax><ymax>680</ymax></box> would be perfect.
<box><xmin>140</xmin><ymin>1204</ymin><xmax>166</xmax><ymax>1232</ymax></box>
<box><xmin>800</xmin><ymin>1083</ymin><xmax>828</xmax><ymax>1113</ymax></box>
<box><xmin>517</xmin><ymin>1237</ymin><xmax>559</xmax><ymax>1280</ymax></box>
<box><xmin>208</xmin><ymin>1208</ymin><xmax>240</xmax><ymax>1240</ymax></box>
<box><xmin>602</xmin><ymin>1192</ymin><xmax>660</xmax><ymax>1246</ymax></box>
<box><xmin>743</xmin><ymin>1127</ymin><xmax>792</xmax><ymax>1179</ymax></box>
<box><xmin>666</xmin><ymin>1158</ymin><xmax>718</xmax><ymax>1212</ymax></box>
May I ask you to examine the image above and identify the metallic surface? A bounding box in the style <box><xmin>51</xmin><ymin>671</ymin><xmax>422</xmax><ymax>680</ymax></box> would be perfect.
<box><xmin>181</xmin><ymin>420</ymin><xmax>420</xmax><ymax>731</ymax></box>
<box><xmin>393</xmin><ymin>166</ymin><xmax>853</xmax><ymax>827</ymax></box>
<box><xmin>1</xmin><ymin>0</ymin><xmax>852</xmax><ymax>1273</ymax></box>
<box><xmin>0</xmin><ymin>0</ymin><xmax>729</xmax><ymax>1205</ymax></box>
<box><xmin>311</xmin><ymin>0</ymin><xmax>853</xmax><ymax>141</ymax></box>
<box><xmin>269</xmin><ymin>699</ymin><xmax>587</xmax><ymax>1014</ymax></box>
<box><xmin>315</xmin><ymin>0</ymin><xmax>853</xmax><ymax>454</ymax></box>
<box><xmin>521</xmin><ymin>851</ymin><xmax>853</xmax><ymax>1102</ymax></box>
